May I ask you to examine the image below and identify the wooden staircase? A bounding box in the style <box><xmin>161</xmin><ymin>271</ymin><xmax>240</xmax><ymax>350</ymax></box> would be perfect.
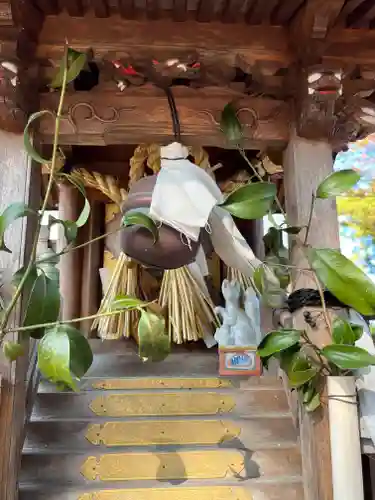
<box><xmin>19</xmin><ymin>341</ymin><xmax>304</xmax><ymax>500</ymax></box>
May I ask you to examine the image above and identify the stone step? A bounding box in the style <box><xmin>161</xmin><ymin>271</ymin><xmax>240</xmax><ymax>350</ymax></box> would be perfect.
<box><xmin>20</xmin><ymin>447</ymin><xmax>302</xmax><ymax>485</ymax></box>
<box><xmin>31</xmin><ymin>388</ymin><xmax>290</xmax><ymax>420</ymax></box>
<box><xmin>19</xmin><ymin>481</ymin><xmax>304</xmax><ymax>500</ymax></box>
<box><xmin>24</xmin><ymin>415</ymin><xmax>297</xmax><ymax>451</ymax></box>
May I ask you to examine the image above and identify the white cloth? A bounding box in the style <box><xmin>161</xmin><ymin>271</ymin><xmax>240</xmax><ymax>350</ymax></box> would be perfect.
<box><xmin>350</xmin><ymin>309</ymin><xmax>375</xmax><ymax>446</ymax></box>
<box><xmin>150</xmin><ymin>142</ymin><xmax>261</xmax><ymax>278</ymax></box>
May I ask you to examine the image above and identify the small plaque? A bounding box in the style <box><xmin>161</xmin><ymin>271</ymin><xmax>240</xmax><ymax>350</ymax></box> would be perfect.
<box><xmin>219</xmin><ymin>347</ymin><xmax>261</xmax><ymax>376</ymax></box>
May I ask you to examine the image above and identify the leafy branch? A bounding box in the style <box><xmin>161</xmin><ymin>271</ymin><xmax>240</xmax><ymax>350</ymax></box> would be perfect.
<box><xmin>220</xmin><ymin>102</ymin><xmax>375</xmax><ymax>412</ymax></box>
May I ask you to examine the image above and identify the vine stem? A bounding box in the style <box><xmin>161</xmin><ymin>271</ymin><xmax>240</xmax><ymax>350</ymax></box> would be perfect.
<box><xmin>36</xmin><ymin>225</ymin><xmax>125</xmax><ymax>266</ymax></box>
<box><xmin>304</xmin><ymin>193</ymin><xmax>316</xmax><ymax>245</ymax></box>
<box><xmin>0</xmin><ymin>46</ymin><xmax>69</xmax><ymax>342</ymax></box>
<box><xmin>238</xmin><ymin>147</ymin><xmax>287</xmax><ymax>220</ymax></box>
<box><xmin>312</xmin><ymin>271</ymin><xmax>333</xmax><ymax>337</ymax></box>
<box><xmin>4</xmin><ymin>303</ymin><xmax>154</xmax><ymax>334</ymax></box>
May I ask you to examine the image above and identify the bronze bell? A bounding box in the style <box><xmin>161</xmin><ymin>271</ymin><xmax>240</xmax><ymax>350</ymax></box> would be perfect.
<box><xmin>120</xmin><ymin>175</ymin><xmax>211</xmax><ymax>270</ymax></box>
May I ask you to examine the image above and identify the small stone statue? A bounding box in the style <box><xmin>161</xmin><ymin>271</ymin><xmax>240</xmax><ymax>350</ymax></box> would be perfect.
<box><xmin>214</xmin><ymin>279</ymin><xmax>261</xmax><ymax>347</ymax></box>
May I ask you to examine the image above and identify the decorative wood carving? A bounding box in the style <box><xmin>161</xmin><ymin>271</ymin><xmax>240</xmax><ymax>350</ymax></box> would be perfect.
<box><xmin>295</xmin><ymin>64</ymin><xmax>375</xmax><ymax>149</ymax></box>
<box><xmin>37</xmin><ymin>85</ymin><xmax>291</xmax><ymax>147</ymax></box>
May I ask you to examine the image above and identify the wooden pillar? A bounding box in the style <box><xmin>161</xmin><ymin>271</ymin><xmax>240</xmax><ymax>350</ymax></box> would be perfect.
<box><xmin>0</xmin><ymin>130</ymin><xmax>40</xmax><ymax>500</ymax></box>
<box><xmin>58</xmin><ymin>183</ymin><xmax>83</xmax><ymax>320</ymax></box>
<box><xmin>283</xmin><ymin>132</ymin><xmax>339</xmax><ymax>500</ymax></box>
<box><xmin>80</xmin><ymin>202</ymin><xmax>103</xmax><ymax>336</ymax></box>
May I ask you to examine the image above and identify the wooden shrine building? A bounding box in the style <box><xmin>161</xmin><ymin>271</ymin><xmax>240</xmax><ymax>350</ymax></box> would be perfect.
<box><xmin>1</xmin><ymin>1</ymin><xmax>375</xmax><ymax>499</ymax></box>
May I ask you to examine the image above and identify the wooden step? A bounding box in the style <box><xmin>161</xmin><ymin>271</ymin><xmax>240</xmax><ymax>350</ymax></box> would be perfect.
<box><xmin>38</xmin><ymin>376</ymin><xmax>283</xmax><ymax>393</ymax></box>
<box><xmin>19</xmin><ymin>481</ymin><xmax>304</xmax><ymax>500</ymax></box>
<box><xmin>20</xmin><ymin>447</ymin><xmax>301</xmax><ymax>484</ymax></box>
<box><xmin>31</xmin><ymin>388</ymin><xmax>290</xmax><ymax>420</ymax></box>
<box><xmin>24</xmin><ymin>416</ymin><xmax>298</xmax><ymax>451</ymax></box>
<box><xmin>85</xmin><ymin>352</ymin><xmax>219</xmax><ymax>377</ymax></box>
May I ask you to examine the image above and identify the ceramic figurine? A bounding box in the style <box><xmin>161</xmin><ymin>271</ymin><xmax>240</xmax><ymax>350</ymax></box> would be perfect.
<box><xmin>214</xmin><ymin>279</ymin><xmax>261</xmax><ymax>347</ymax></box>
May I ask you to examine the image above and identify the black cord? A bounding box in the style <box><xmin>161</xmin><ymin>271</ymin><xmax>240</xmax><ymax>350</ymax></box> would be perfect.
<box><xmin>164</xmin><ymin>86</ymin><xmax>181</xmax><ymax>142</ymax></box>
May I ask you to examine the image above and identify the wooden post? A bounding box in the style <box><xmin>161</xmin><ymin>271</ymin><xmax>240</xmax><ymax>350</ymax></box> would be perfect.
<box><xmin>58</xmin><ymin>183</ymin><xmax>83</xmax><ymax>320</ymax></box>
<box><xmin>0</xmin><ymin>130</ymin><xmax>40</xmax><ymax>500</ymax></box>
<box><xmin>80</xmin><ymin>201</ymin><xmax>103</xmax><ymax>336</ymax></box>
<box><xmin>283</xmin><ymin>131</ymin><xmax>339</xmax><ymax>500</ymax></box>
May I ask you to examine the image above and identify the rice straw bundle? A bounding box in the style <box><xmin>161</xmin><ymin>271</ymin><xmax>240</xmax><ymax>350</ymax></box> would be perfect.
<box><xmin>92</xmin><ymin>253</ymin><xmax>139</xmax><ymax>340</ymax></box>
<box><xmin>226</xmin><ymin>266</ymin><xmax>253</xmax><ymax>299</ymax></box>
<box><xmin>159</xmin><ymin>266</ymin><xmax>219</xmax><ymax>344</ymax></box>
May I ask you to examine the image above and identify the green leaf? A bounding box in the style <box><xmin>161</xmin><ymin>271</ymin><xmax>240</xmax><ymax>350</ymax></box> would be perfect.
<box><xmin>20</xmin><ymin>267</ymin><xmax>60</xmax><ymax>339</ymax></box>
<box><xmin>3</xmin><ymin>341</ymin><xmax>24</xmax><ymax>362</ymax></box>
<box><xmin>50</xmin><ymin>48</ymin><xmax>87</xmax><ymax>89</ymax></box>
<box><xmin>322</xmin><ymin>344</ymin><xmax>375</xmax><ymax>370</ymax></box>
<box><xmin>111</xmin><ymin>295</ymin><xmax>148</xmax><ymax>310</ymax></box>
<box><xmin>288</xmin><ymin>356</ymin><xmax>318</xmax><ymax>388</ymax></box>
<box><xmin>316</xmin><ymin>169</ymin><xmax>361</xmax><ymax>199</ymax></box>
<box><xmin>38</xmin><ymin>325</ymin><xmax>93</xmax><ymax>389</ymax></box>
<box><xmin>253</xmin><ymin>265</ymin><xmax>286</xmax><ymax>308</ymax></box>
<box><xmin>62</xmin><ymin>174</ymin><xmax>91</xmax><ymax>228</ymax></box>
<box><xmin>278</xmin><ymin>344</ymin><xmax>301</xmax><ymax>372</ymax></box>
<box><xmin>24</xmin><ymin>111</ymin><xmax>54</xmax><ymax>164</ymax></box>
<box><xmin>263</xmin><ymin>227</ymin><xmax>283</xmax><ymax>255</ymax></box>
<box><xmin>138</xmin><ymin>309</ymin><xmax>170</xmax><ymax>362</ymax></box>
<box><xmin>50</xmin><ymin>217</ymin><xmax>78</xmax><ymax>243</ymax></box>
<box><xmin>220</xmin><ymin>182</ymin><xmax>276</xmax><ymax>220</ymax></box>
<box><xmin>308</xmin><ymin>248</ymin><xmax>375</xmax><ymax>315</ymax></box>
<box><xmin>257</xmin><ymin>329</ymin><xmax>302</xmax><ymax>358</ymax></box>
<box><xmin>0</xmin><ymin>203</ymin><xmax>36</xmax><ymax>252</ymax></box>
<box><xmin>281</xmin><ymin>226</ymin><xmax>303</xmax><ymax>235</ymax></box>
<box><xmin>332</xmin><ymin>316</ymin><xmax>356</xmax><ymax>345</ymax></box>
<box><xmin>351</xmin><ymin>324</ymin><xmax>364</xmax><ymax>342</ymax></box>
<box><xmin>220</xmin><ymin>102</ymin><xmax>242</xmax><ymax>143</ymax></box>
<box><xmin>122</xmin><ymin>212</ymin><xmax>159</xmax><ymax>243</ymax></box>
<box><xmin>305</xmin><ymin>392</ymin><xmax>321</xmax><ymax>412</ymax></box>
<box><xmin>265</xmin><ymin>254</ymin><xmax>290</xmax><ymax>290</ymax></box>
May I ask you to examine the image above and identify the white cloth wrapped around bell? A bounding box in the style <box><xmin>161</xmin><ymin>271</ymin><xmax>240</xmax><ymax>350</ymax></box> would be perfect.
<box><xmin>150</xmin><ymin>142</ymin><xmax>261</xmax><ymax>276</ymax></box>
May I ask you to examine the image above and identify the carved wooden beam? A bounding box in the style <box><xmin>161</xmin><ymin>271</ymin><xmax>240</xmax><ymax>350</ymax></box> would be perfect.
<box><xmin>37</xmin><ymin>85</ymin><xmax>291</xmax><ymax>148</ymax></box>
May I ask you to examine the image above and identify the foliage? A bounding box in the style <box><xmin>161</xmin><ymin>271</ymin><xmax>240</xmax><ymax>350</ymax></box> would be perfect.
<box><xmin>0</xmin><ymin>45</ymin><xmax>170</xmax><ymax>391</ymax></box>
<box><xmin>221</xmin><ymin>103</ymin><xmax>375</xmax><ymax>412</ymax></box>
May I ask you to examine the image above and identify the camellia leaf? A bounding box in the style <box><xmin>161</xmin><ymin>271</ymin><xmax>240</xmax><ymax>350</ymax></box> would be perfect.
<box><xmin>122</xmin><ymin>212</ymin><xmax>159</xmax><ymax>243</ymax></box>
<box><xmin>220</xmin><ymin>182</ymin><xmax>276</xmax><ymax>220</ymax></box>
<box><xmin>305</xmin><ymin>392</ymin><xmax>321</xmax><ymax>412</ymax></box>
<box><xmin>50</xmin><ymin>217</ymin><xmax>78</xmax><ymax>244</ymax></box>
<box><xmin>63</xmin><ymin>175</ymin><xmax>91</xmax><ymax>228</ymax></box>
<box><xmin>24</xmin><ymin>110</ymin><xmax>54</xmax><ymax>164</ymax></box>
<box><xmin>263</xmin><ymin>227</ymin><xmax>283</xmax><ymax>255</ymax></box>
<box><xmin>38</xmin><ymin>325</ymin><xmax>93</xmax><ymax>390</ymax></box>
<box><xmin>281</xmin><ymin>226</ymin><xmax>303</xmax><ymax>235</ymax></box>
<box><xmin>322</xmin><ymin>344</ymin><xmax>375</xmax><ymax>370</ymax></box>
<box><xmin>0</xmin><ymin>203</ymin><xmax>36</xmax><ymax>252</ymax></box>
<box><xmin>253</xmin><ymin>265</ymin><xmax>286</xmax><ymax>308</ymax></box>
<box><xmin>278</xmin><ymin>344</ymin><xmax>301</xmax><ymax>373</ymax></box>
<box><xmin>111</xmin><ymin>295</ymin><xmax>148</xmax><ymax>310</ymax></box>
<box><xmin>50</xmin><ymin>48</ymin><xmax>87</xmax><ymax>89</ymax></box>
<box><xmin>308</xmin><ymin>248</ymin><xmax>375</xmax><ymax>315</ymax></box>
<box><xmin>138</xmin><ymin>309</ymin><xmax>170</xmax><ymax>362</ymax></box>
<box><xmin>288</xmin><ymin>356</ymin><xmax>318</xmax><ymax>388</ymax></box>
<box><xmin>332</xmin><ymin>316</ymin><xmax>356</xmax><ymax>345</ymax></box>
<box><xmin>220</xmin><ymin>102</ymin><xmax>242</xmax><ymax>143</ymax></box>
<box><xmin>20</xmin><ymin>267</ymin><xmax>60</xmax><ymax>339</ymax></box>
<box><xmin>316</xmin><ymin>169</ymin><xmax>360</xmax><ymax>199</ymax></box>
<box><xmin>351</xmin><ymin>324</ymin><xmax>364</xmax><ymax>342</ymax></box>
<box><xmin>257</xmin><ymin>329</ymin><xmax>302</xmax><ymax>358</ymax></box>
<box><xmin>3</xmin><ymin>341</ymin><xmax>24</xmax><ymax>362</ymax></box>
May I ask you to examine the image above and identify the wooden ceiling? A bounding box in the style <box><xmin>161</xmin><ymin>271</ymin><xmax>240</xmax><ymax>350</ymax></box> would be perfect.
<box><xmin>30</xmin><ymin>0</ymin><xmax>375</xmax><ymax>29</ymax></box>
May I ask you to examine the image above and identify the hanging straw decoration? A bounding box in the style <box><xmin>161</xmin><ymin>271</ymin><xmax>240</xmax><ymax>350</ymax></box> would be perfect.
<box><xmin>93</xmin><ymin>253</ymin><xmax>139</xmax><ymax>339</ymax></box>
<box><xmin>226</xmin><ymin>266</ymin><xmax>253</xmax><ymax>293</ymax></box>
<box><xmin>159</xmin><ymin>266</ymin><xmax>219</xmax><ymax>344</ymax></box>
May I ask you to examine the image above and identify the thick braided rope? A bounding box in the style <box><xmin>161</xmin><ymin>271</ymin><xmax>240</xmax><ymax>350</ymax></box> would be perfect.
<box><xmin>128</xmin><ymin>144</ymin><xmax>213</xmax><ymax>185</ymax></box>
